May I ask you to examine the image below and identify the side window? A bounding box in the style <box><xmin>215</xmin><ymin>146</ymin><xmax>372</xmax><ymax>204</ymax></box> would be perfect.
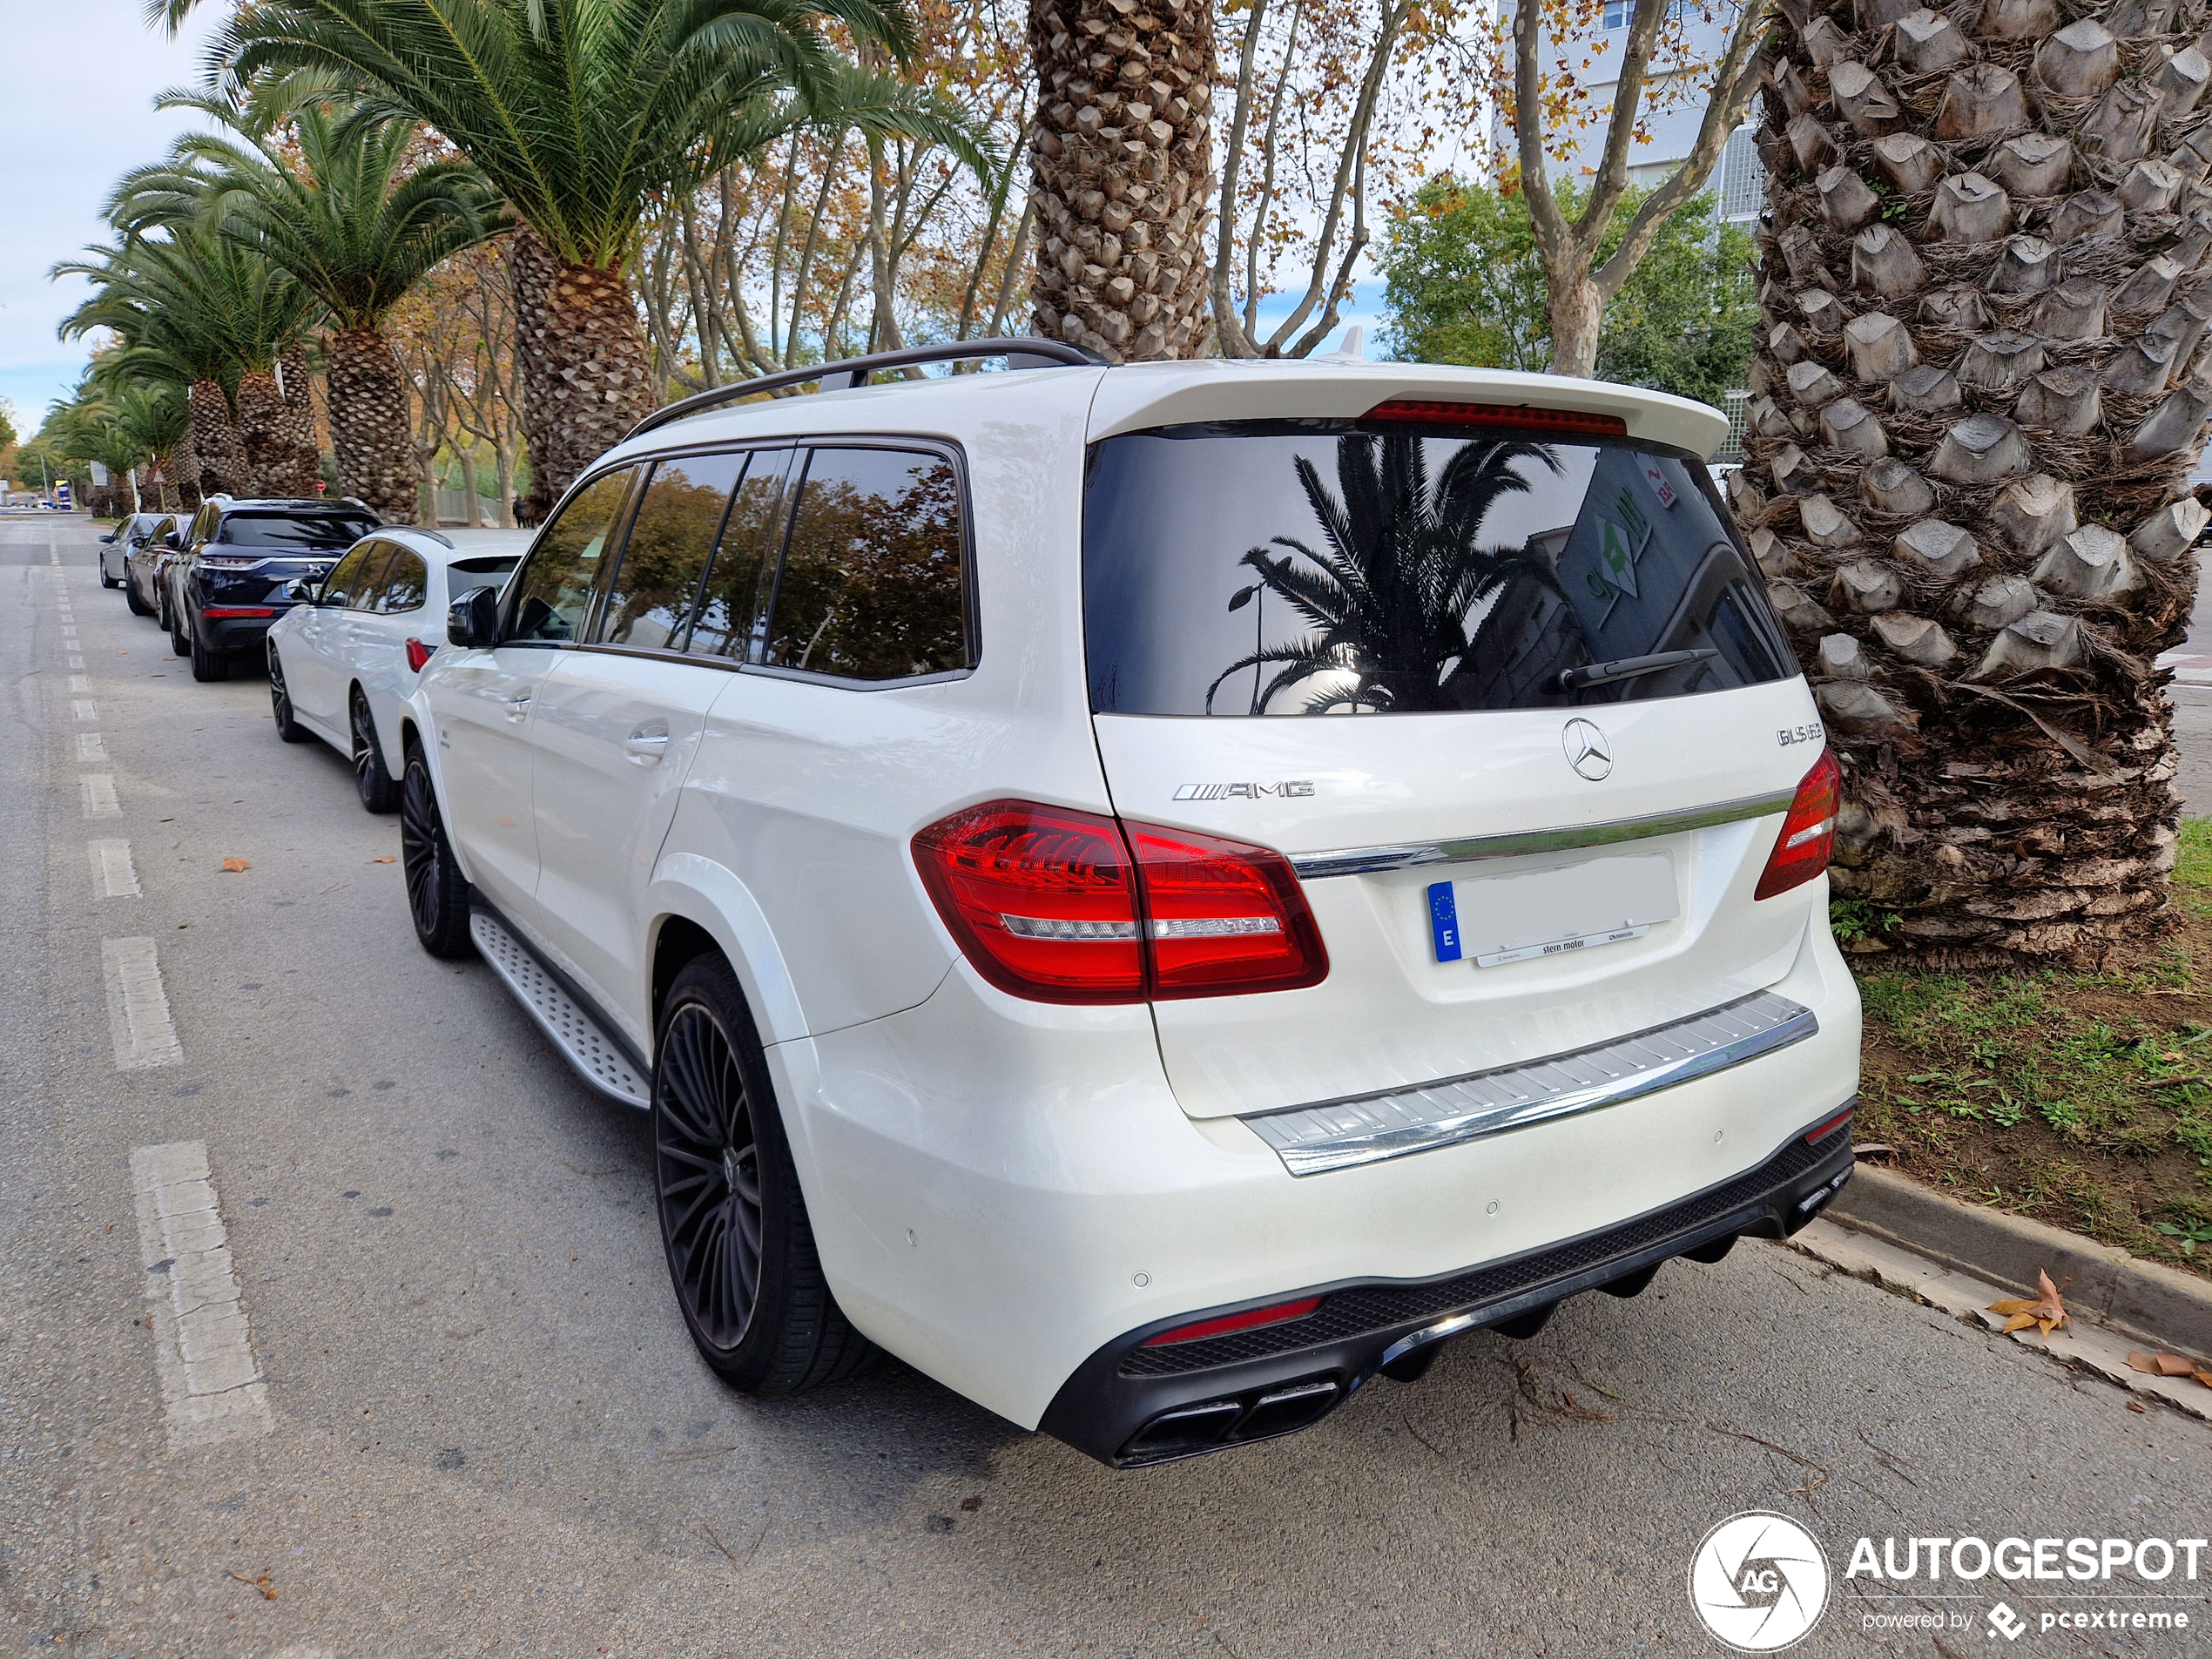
<box><xmin>688</xmin><ymin>450</ymin><xmax>792</xmax><ymax>659</ymax></box>
<box><xmin>502</xmin><ymin>469</ymin><xmax>637</xmax><ymax>643</ymax></box>
<box><xmin>763</xmin><ymin>447</ymin><xmax>970</xmax><ymax>681</ymax></box>
<box><xmin>597</xmin><ymin>451</ymin><xmax>745</xmax><ymax>650</ymax></box>
<box><xmin>377</xmin><ymin>550</ymin><xmax>429</xmax><ymax>613</ymax></box>
<box><xmin>347</xmin><ymin>543</ymin><xmax>401</xmax><ymax>611</ymax></box>
<box><xmin>320</xmin><ymin>542</ymin><xmax>379</xmax><ymax>609</ymax></box>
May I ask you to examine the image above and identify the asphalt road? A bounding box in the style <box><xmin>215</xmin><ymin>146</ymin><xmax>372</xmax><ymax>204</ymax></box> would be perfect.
<box><xmin>3</xmin><ymin>514</ymin><xmax>2208</xmax><ymax>1659</ymax></box>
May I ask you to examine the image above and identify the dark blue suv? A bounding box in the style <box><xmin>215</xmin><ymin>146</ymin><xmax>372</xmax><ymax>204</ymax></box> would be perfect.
<box><xmin>171</xmin><ymin>496</ymin><xmax>381</xmax><ymax>681</ymax></box>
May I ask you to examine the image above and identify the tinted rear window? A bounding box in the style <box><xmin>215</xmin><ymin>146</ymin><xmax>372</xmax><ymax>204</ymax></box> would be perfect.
<box><xmin>1084</xmin><ymin>422</ymin><xmax>1793</xmax><ymax>716</ymax></box>
<box><xmin>219</xmin><ymin>514</ymin><xmax>378</xmax><ymax>550</ymax></box>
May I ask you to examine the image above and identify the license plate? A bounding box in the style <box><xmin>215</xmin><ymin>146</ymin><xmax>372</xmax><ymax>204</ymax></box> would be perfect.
<box><xmin>1427</xmin><ymin>853</ymin><xmax>1678</xmax><ymax>968</ymax></box>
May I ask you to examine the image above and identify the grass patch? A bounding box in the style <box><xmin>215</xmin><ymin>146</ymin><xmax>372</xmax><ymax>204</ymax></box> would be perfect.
<box><xmin>1847</xmin><ymin>825</ymin><xmax>2212</xmax><ymax>1274</ymax></box>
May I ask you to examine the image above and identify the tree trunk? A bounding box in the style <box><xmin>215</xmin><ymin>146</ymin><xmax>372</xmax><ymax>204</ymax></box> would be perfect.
<box><xmin>277</xmin><ymin>343</ymin><xmax>321</xmax><ymax>488</ymax></box>
<box><xmin>1548</xmin><ymin>276</ymin><xmax>1605</xmax><ymax>378</ymax></box>
<box><xmin>509</xmin><ymin>226</ymin><xmax>658</xmax><ymax>522</ymax></box>
<box><xmin>326</xmin><ymin>327</ymin><xmax>421</xmax><ymax>523</ymax></box>
<box><xmin>235</xmin><ymin>368</ymin><xmax>321</xmax><ymax>499</ymax></box>
<box><xmin>1028</xmin><ymin>0</ymin><xmax>1217</xmax><ymax>362</ymax></box>
<box><xmin>187</xmin><ymin>380</ymin><xmax>248</xmax><ymax>499</ymax></box>
<box><xmin>1746</xmin><ymin>3</ymin><xmax>2207</xmax><ymax>967</ymax></box>
<box><xmin>493</xmin><ymin>439</ymin><xmax>516</xmax><ymax>528</ymax></box>
<box><xmin>167</xmin><ymin>430</ymin><xmax>200</xmax><ymax>512</ymax></box>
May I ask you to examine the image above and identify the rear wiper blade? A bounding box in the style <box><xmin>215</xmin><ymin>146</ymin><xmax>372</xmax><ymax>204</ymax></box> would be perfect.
<box><xmin>1551</xmin><ymin>647</ymin><xmax>1719</xmax><ymax>692</ymax></box>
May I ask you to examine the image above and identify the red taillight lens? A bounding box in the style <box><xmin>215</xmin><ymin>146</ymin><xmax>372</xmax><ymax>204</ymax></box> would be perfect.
<box><xmin>1142</xmin><ymin>1296</ymin><xmax>1323</xmax><ymax>1347</ymax></box>
<box><xmin>201</xmin><ymin>605</ymin><xmax>276</xmax><ymax>618</ymax></box>
<box><xmin>1806</xmin><ymin>1106</ymin><xmax>1854</xmax><ymax>1143</ymax></box>
<box><xmin>1755</xmin><ymin>749</ymin><xmax>1842</xmax><ymax>900</ymax></box>
<box><xmin>1365</xmin><ymin>398</ymin><xmax>1629</xmax><ymax>435</ymax></box>
<box><xmin>912</xmin><ymin>800</ymin><xmax>1330</xmax><ymax>1003</ymax></box>
<box><xmin>912</xmin><ymin>801</ymin><xmax>1145</xmax><ymax>1004</ymax></box>
<box><xmin>1125</xmin><ymin>822</ymin><xmax>1330</xmax><ymax>998</ymax></box>
<box><xmin>405</xmin><ymin>637</ymin><xmax>433</xmax><ymax>672</ymax></box>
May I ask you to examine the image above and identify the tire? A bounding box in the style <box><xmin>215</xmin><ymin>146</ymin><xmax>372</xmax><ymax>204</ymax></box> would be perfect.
<box><xmin>167</xmin><ymin>595</ymin><xmax>192</xmax><ymax>658</ymax></box>
<box><xmin>188</xmin><ymin>617</ymin><xmax>230</xmax><ymax>681</ymax></box>
<box><xmin>400</xmin><ymin>742</ymin><xmax>473</xmax><ymax>959</ymax></box>
<box><xmin>350</xmin><ymin>689</ymin><xmax>401</xmax><ymax>812</ymax></box>
<box><xmin>654</xmin><ymin>954</ymin><xmax>874</xmax><ymax>1394</ymax></box>
<box><xmin>124</xmin><ymin>577</ymin><xmax>152</xmax><ymax>617</ymax></box>
<box><xmin>266</xmin><ymin>647</ymin><xmax>309</xmax><ymax>742</ymax></box>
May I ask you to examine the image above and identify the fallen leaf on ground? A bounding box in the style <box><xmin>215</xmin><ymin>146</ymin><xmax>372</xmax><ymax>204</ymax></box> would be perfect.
<box><xmin>1988</xmin><ymin>1268</ymin><xmax>2069</xmax><ymax>1337</ymax></box>
<box><xmin>2128</xmin><ymin>1400</ymin><xmax>2148</xmax><ymax>1413</ymax></box>
<box><xmin>1852</xmin><ymin>1143</ymin><xmax>1898</xmax><ymax>1157</ymax></box>
<box><xmin>369</xmin><ymin>857</ymin><xmax>394</xmax><ymax>864</ymax></box>
<box><xmin>219</xmin><ymin>859</ymin><xmax>250</xmax><ymax>873</ymax></box>
<box><xmin>226</xmin><ymin>1569</ymin><xmax>277</xmax><ymax>1601</ymax></box>
<box><xmin>2127</xmin><ymin>1352</ymin><xmax>2198</xmax><ymax>1378</ymax></box>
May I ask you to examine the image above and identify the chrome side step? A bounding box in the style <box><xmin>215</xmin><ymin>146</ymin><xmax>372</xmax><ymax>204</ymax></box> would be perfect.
<box><xmin>1241</xmin><ymin>990</ymin><xmax>1817</xmax><ymax>1176</ymax></box>
<box><xmin>469</xmin><ymin>911</ymin><xmax>649</xmax><ymax>1108</ymax></box>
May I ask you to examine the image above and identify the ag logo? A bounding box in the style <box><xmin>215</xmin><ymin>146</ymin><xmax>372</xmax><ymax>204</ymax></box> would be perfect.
<box><xmin>1562</xmin><ymin>718</ymin><xmax>1613</xmax><ymax>781</ymax></box>
<box><xmin>1689</xmin><ymin>1512</ymin><xmax>1829</xmax><ymax>1652</ymax></box>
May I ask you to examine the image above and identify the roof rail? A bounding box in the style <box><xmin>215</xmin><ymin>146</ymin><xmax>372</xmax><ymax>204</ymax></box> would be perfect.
<box><xmin>625</xmin><ymin>337</ymin><xmax>1107</xmax><ymax>442</ymax></box>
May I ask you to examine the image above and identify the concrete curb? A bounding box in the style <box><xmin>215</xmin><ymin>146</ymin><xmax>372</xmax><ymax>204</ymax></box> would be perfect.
<box><xmin>1824</xmin><ymin>1163</ymin><xmax>2212</xmax><ymax>1357</ymax></box>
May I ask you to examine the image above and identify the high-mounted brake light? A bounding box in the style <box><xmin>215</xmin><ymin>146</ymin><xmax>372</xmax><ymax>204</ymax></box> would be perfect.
<box><xmin>1365</xmin><ymin>398</ymin><xmax>1629</xmax><ymax>436</ymax></box>
<box><xmin>912</xmin><ymin>800</ymin><xmax>1329</xmax><ymax>1003</ymax></box>
<box><xmin>1755</xmin><ymin>748</ymin><xmax>1841</xmax><ymax>900</ymax></box>
<box><xmin>405</xmin><ymin>637</ymin><xmax>434</xmax><ymax>673</ymax></box>
<box><xmin>1142</xmin><ymin>1296</ymin><xmax>1324</xmax><ymax>1348</ymax></box>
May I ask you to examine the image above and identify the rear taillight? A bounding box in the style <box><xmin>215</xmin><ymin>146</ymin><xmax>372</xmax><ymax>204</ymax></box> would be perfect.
<box><xmin>912</xmin><ymin>800</ymin><xmax>1329</xmax><ymax>1004</ymax></box>
<box><xmin>1755</xmin><ymin>749</ymin><xmax>1841</xmax><ymax>900</ymax></box>
<box><xmin>405</xmin><ymin>637</ymin><xmax>433</xmax><ymax>672</ymax></box>
<box><xmin>201</xmin><ymin>605</ymin><xmax>276</xmax><ymax>618</ymax></box>
<box><xmin>1142</xmin><ymin>1296</ymin><xmax>1323</xmax><ymax>1347</ymax></box>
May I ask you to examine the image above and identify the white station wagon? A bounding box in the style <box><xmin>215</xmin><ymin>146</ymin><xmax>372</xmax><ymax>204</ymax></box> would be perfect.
<box><xmin>396</xmin><ymin>341</ymin><xmax>1860</xmax><ymax>1467</ymax></box>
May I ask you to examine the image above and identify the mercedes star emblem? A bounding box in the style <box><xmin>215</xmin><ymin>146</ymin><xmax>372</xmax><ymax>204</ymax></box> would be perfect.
<box><xmin>1562</xmin><ymin>718</ymin><xmax>1613</xmax><ymax>781</ymax></box>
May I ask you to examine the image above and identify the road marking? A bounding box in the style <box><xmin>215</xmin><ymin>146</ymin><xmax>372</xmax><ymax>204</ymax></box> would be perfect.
<box><xmin>77</xmin><ymin>733</ymin><xmax>106</xmax><ymax>762</ymax></box>
<box><xmin>68</xmin><ymin>674</ymin><xmax>89</xmax><ymax>692</ymax></box>
<box><xmin>101</xmin><ymin>937</ymin><xmax>181</xmax><ymax>1070</ymax></box>
<box><xmin>89</xmin><ymin>839</ymin><xmax>140</xmax><ymax>898</ymax></box>
<box><xmin>61</xmin><ymin>626</ymin><xmax>77</xmax><ymax>639</ymax></box>
<box><xmin>72</xmin><ymin>699</ymin><xmax>97</xmax><ymax>722</ymax></box>
<box><xmin>79</xmin><ymin>775</ymin><xmax>121</xmax><ymax>819</ymax></box>
<box><xmin>67</xmin><ymin>656</ymin><xmax>84</xmax><ymax>669</ymax></box>
<box><xmin>129</xmin><ymin>1143</ymin><xmax>274</xmax><ymax>1452</ymax></box>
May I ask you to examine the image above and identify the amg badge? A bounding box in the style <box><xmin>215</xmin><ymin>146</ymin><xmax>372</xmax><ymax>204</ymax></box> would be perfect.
<box><xmin>1173</xmin><ymin>781</ymin><xmax>1316</xmax><ymax>801</ymax></box>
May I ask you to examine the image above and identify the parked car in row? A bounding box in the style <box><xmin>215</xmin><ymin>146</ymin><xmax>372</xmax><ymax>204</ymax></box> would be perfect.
<box><xmin>163</xmin><ymin>495</ymin><xmax>381</xmax><ymax>681</ymax></box>
<box><xmin>395</xmin><ymin>341</ymin><xmax>1858</xmax><ymax>1468</ymax></box>
<box><xmin>125</xmin><ymin>515</ymin><xmax>184</xmax><ymax>621</ymax></box>
<box><xmin>98</xmin><ymin>512</ymin><xmax>168</xmax><ymax>592</ymax></box>
<box><xmin>266</xmin><ymin>527</ymin><xmax>523</xmax><ymax>812</ymax></box>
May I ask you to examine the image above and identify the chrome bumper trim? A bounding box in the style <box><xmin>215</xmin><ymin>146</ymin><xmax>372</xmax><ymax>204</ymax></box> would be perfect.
<box><xmin>1240</xmin><ymin>990</ymin><xmax>1817</xmax><ymax>1176</ymax></box>
<box><xmin>1287</xmin><ymin>788</ymin><xmax>1797</xmax><ymax>880</ymax></box>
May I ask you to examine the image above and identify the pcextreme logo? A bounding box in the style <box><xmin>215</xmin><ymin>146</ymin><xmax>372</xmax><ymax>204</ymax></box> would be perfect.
<box><xmin>1689</xmin><ymin>1512</ymin><xmax>1830</xmax><ymax>1652</ymax></box>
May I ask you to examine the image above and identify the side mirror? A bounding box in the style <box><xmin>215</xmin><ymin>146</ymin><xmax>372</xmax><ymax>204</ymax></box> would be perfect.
<box><xmin>163</xmin><ymin>531</ymin><xmax>182</xmax><ymax>550</ymax></box>
<box><xmin>448</xmin><ymin>584</ymin><xmax>501</xmax><ymax>649</ymax></box>
<box><xmin>284</xmin><ymin>578</ymin><xmax>322</xmax><ymax>604</ymax></box>
<box><xmin>99</xmin><ymin>532</ymin><xmax>116</xmax><ymax>543</ymax></box>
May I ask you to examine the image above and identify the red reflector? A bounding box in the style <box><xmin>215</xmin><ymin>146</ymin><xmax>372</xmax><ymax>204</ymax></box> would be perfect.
<box><xmin>202</xmin><ymin>606</ymin><xmax>276</xmax><ymax>618</ymax></box>
<box><xmin>1806</xmin><ymin>1107</ymin><xmax>1854</xmax><ymax>1143</ymax></box>
<box><xmin>1143</xmin><ymin>1296</ymin><xmax>1324</xmax><ymax>1347</ymax></box>
<box><xmin>1125</xmin><ymin>820</ymin><xmax>1329</xmax><ymax>999</ymax></box>
<box><xmin>1755</xmin><ymin>748</ymin><xmax>1841</xmax><ymax>900</ymax></box>
<box><xmin>405</xmin><ymin>637</ymin><xmax>434</xmax><ymax>672</ymax></box>
<box><xmin>1365</xmin><ymin>398</ymin><xmax>1629</xmax><ymax>436</ymax></box>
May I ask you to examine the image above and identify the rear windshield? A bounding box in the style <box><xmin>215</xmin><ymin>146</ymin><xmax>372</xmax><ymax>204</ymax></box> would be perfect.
<box><xmin>449</xmin><ymin>556</ymin><xmax>521</xmax><ymax>580</ymax></box>
<box><xmin>219</xmin><ymin>514</ymin><xmax>378</xmax><ymax>550</ymax></box>
<box><xmin>1083</xmin><ymin>421</ymin><xmax>1795</xmax><ymax>716</ymax></box>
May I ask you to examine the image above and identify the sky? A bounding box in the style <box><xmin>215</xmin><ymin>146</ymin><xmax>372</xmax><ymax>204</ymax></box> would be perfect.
<box><xmin>0</xmin><ymin>3</ymin><xmax>221</xmax><ymax>434</ymax></box>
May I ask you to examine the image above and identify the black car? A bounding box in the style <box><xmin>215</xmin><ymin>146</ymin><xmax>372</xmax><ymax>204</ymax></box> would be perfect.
<box><xmin>124</xmin><ymin>514</ymin><xmax>184</xmax><ymax>620</ymax></box>
<box><xmin>170</xmin><ymin>496</ymin><xmax>381</xmax><ymax>681</ymax></box>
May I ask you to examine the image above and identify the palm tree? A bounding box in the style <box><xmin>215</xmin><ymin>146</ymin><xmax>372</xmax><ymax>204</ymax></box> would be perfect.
<box><xmin>201</xmin><ymin>0</ymin><xmax>990</xmax><ymax>516</ymax></box>
<box><xmin>101</xmin><ymin>380</ymin><xmax>192</xmax><ymax>512</ymax></box>
<box><xmin>1204</xmin><ymin>432</ymin><xmax>1566</xmax><ymax>713</ymax></box>
<box><xmin>1743</xmin><ymin>0</ymin><xmax>2211</xmax><ymax>964</ymax></box>
<box><xmin>1028</xmin><ymin>0</ymin><xmax>1217</xmax><ymax>361</ymax></box>
<box><xmin>111</xmin><ymin>93</ymin><xmax>502</xmax><ymax>522</ymax></box>
<box><xmin>48</xmin><ymin>390</ymin><xmax>153</xmax><ymax>515</ymax></box>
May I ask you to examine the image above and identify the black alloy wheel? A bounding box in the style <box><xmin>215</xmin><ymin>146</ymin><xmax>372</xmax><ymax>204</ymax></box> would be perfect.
<box><xmin>653</xmin><ymin>955</ymin><xmax>873</xmax><ymax>1393</ymax></box>
<box><xmin>267</xmin><ymin>648</ymin><xmax>308</xmax><ymax>742</ymax></box>
<box><xmin>350</xmin><ymin>691</ymin><xmax>401</xmax><ymax>812</ymax></box>
<box><xmin>399</xmin><ymin>744</ymin><xmax>472</xmax><ymax>958</ymax></box>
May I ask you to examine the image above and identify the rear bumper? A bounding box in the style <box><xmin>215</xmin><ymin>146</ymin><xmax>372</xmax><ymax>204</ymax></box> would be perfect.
<box><xmin>194</xmin><ymin>610</ymin><xmax>287</xmax><ymax>651</ymax></box>
<box><xmin>1038</xmin><ymin>1114</ymin><xmax>1854</xmax><ymax>1467</ymax></box>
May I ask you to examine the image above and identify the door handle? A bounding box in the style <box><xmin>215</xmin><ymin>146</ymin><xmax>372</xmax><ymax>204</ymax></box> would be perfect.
<box><xmin>624</xmin><ymin>726</ymin><xmax>670</xmax><ymax>764</ymax></box>
<box><xmin>503</xmin><ymin>691</ymin><xmax>532</xmax><ymax>723</ymax></box>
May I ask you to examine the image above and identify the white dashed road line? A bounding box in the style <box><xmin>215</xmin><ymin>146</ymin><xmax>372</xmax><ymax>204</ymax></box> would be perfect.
<box><xmin>101</xmin><ymin>937</ymin><xmax>182</xmax><ymax>1071</ymax></box>
<box><xmin>129</xmin><ymin>1143</ymin><xmax>274</xmax><ymax>1451</ymax></box>
<box><xmin>68</xmin><ymin>675</ymin><xmax>89</xmax><ymax>691</ymax></box>
<box><xmin>79</xmin><ymin>775</ymin><xmax>121</xmax><ymax>819</ymax></box>
<box><xmin>77</xmin><ymin>733</ymin><xmax>107</xmax><ymax>763</ymax></box>
<box><xmin>72</xmin><ymin>699</ymin><xmax>97</xmax><ymax>722</ymax></box>
<box><xmin>89</xmin><ymin>840</ymin><xmax>141</xmax><ymax>899</ymax></box>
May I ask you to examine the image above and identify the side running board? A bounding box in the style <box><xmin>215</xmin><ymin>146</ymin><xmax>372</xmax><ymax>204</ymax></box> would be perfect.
<box><xmin>469</xmin><ymin>911</ymin><xmax>649</xmax><ymax>1108</ymax></box>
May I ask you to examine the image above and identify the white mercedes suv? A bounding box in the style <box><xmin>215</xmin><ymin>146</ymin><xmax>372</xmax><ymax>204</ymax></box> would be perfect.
<box><xmin>398</xmin><ymin>341</ymin><xmax>1860</xmax><ymax>1467</ymax></box>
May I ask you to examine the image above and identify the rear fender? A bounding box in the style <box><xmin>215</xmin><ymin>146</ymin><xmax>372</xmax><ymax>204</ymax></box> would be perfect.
<box><xmin>644</xmin><ymin>854</ymin><xmax>810</xmax><ymax>1050</ymax></box>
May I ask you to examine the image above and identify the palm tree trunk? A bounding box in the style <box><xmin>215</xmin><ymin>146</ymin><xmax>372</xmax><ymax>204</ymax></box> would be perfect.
<box><xmin>1744</xmin><ymin>3</ymin><xmax>2208</xmax><ymax>966</ymax></box>
<box><xmin>278</xmin><ymin>343</ymin><xmax>322</xmax><ymax>486</ymax></box>
<box><xmin>509</xmin><ymin>227</ymin><xmax>658</xmax><ymax>521</ymax></box>
<box><xmin>187</xmin><ymin>380</ymin><xmax>248</xmax><ymax>499</ymax></box>
<box><xmin>326</xmin><ymin>327</ymin><xmax>421</xmax><ymax>523</ymax></box>
<box><xmin>237</xmin><ymin>369</ymin><xmax>322</xmax><ymax>499</ymax></box>
<box><xmin>1028</xmin><ymin>0</ymin><xmax>1217</xmax><ymax>361</ymax></box>
<box><xmin>167</xmin><ymin>431</ymin><xmax>200</xmax><ymax>512</ymax></box>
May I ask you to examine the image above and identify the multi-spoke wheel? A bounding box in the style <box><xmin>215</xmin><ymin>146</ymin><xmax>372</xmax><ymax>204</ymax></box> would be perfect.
<box><xmin>653</xmin><ymin>955</ymin><xmax>873</xmax><ymax>1393</ymax></box>
<box><xmin>400</xmin><ymin>742</ymin><xmax>472</xmax><ymax>958</ymax></box>
<box><xmin>351</xmin><ymin>690</ymin><xmax>400</xmax><ymax>812</ymax></box>
<box><xmin>267</xmin><ymin>647</ymin><xmax>308</xmax><ymax>742</ymax></box>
